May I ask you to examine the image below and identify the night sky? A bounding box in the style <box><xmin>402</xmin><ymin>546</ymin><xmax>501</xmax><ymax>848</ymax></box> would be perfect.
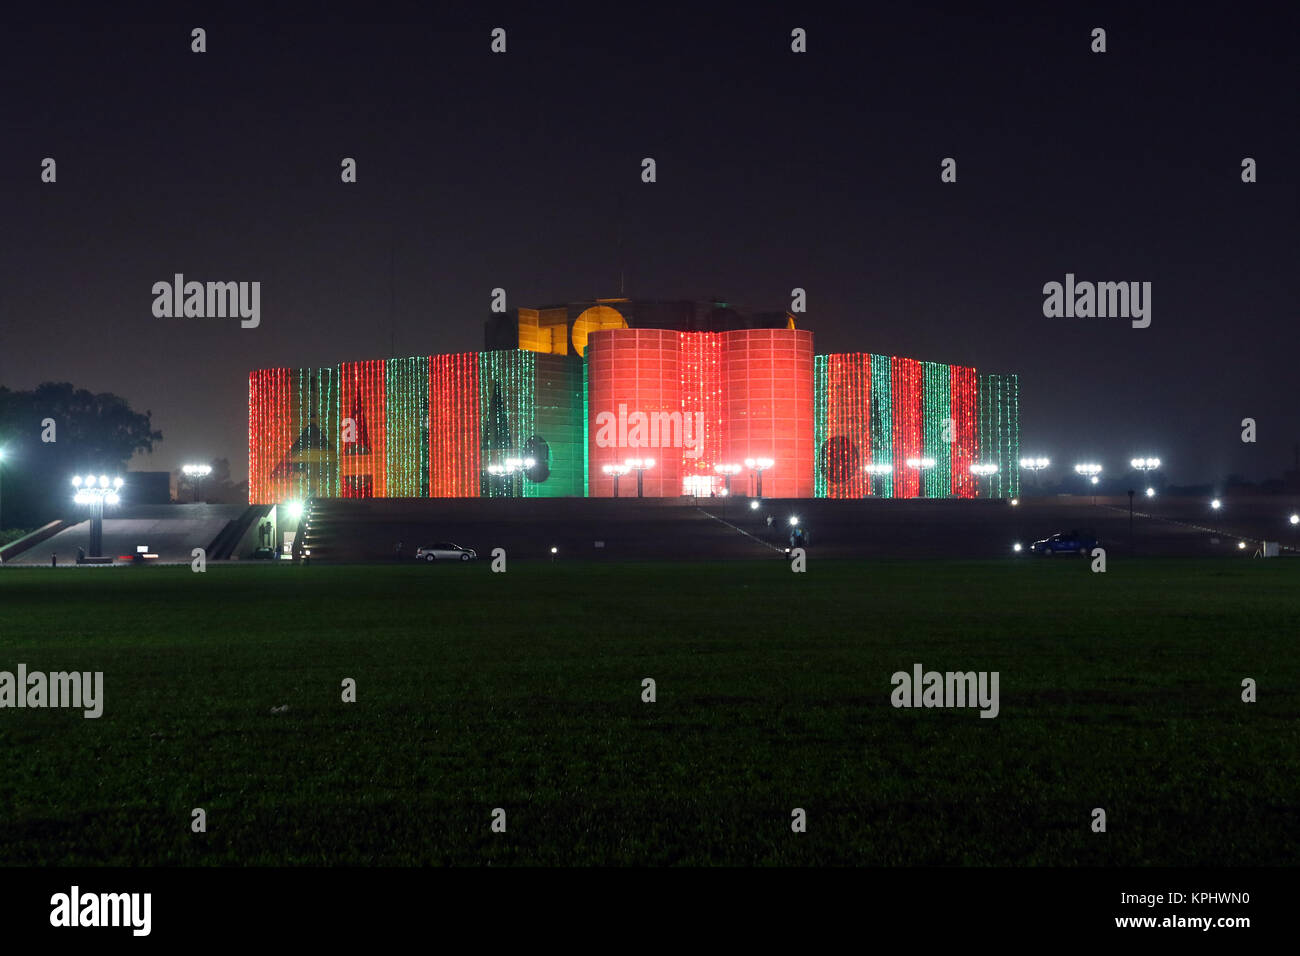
<box><xmin>1</xmin><ymin>7</ymin><xmax>1295</xmax><ymax>485</ymax></box>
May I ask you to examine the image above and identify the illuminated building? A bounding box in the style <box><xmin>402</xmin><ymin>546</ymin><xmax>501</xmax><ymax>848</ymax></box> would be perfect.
<box><xmin>249</xmin><ymin>298</ymin><xmax>1018</xmax><ymax>502</ymax></box>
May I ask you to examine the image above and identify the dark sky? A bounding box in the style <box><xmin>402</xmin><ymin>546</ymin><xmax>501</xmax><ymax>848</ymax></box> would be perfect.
<box><xmin>1</xmin><ymin>7</ymin><xmax>1295</xmax><ymax>486</ymax></box>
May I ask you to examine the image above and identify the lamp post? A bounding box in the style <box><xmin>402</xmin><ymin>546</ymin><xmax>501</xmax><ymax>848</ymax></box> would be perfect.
<box><xmin>714</xmin><ymin>463</ymin><xmax>742</xmax><ymax>497</ymax></box>
<box><xmin>72</xmin><ymin>474</ymin><xmax>124</xmax><ymax>559</ymax></box>
<box><xmin>863</xmin><ymin>461</ymin><xmax>892</xmax><ymax>497</ymax></box>
<box><xmin>625</xmin><ymin>458</ymin><xmax>655</xmax><ymax>498</ymax></box>
<box><xmin>487</xmin><ymin>456</ymin><xmax>535</xmax><ymax>496</ymax></box>
<box><xmin>905</xmin><ymin>456</ymin><xmax>935</xmax><ymax>496</ymax></box>
<box><xmin>602</xmin><ymin>463</ymin><xmax>629</xmax><ymax>497</ymax></box>
<box><xmin>182</xmin><ymin>463</ymin><xmax>212</xmax><ymax>503</ymax></box>
<box><xmin>969</xmin><ymin>462</ymin><xmax>998</xmax><ymax>498</ymax></box>
<box><xmin>1290</xmin><ymin>512</ymin><xmax>1298</xmax><ymax>552</ymax></box>
<box><xmin>1130</xmin><ymin>457</ymin><xmax>1160</xmax><ymax>499</ymax></box>
<box><xmin>1019</xmin><ymin>456</ymin><xmax>1050</xmax><ymax>491</ymax></box>
<box><xmin>744</xmin><ymin>457</ymin><xmax>774</xmax><ymax>499</ymax></box>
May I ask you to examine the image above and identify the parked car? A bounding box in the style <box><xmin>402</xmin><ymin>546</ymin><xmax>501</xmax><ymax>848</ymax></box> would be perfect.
<box><xmin>416</xmin><ymin>542</ymin><xmax>477</xmax><ymax>562</ymax></box>
<box><xmin>1029</xmin><ymin>529</ymin><xmax>1098</xmax><ymax>556</ymax></box>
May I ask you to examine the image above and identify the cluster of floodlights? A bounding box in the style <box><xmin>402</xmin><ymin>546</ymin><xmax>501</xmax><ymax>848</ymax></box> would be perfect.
<box><xmin>71</xmin><ymin>474</ymin><xmax>124</xmax><ymax>505</ymax></box>
<box><xmin>487</xmin><ymin>457</ymin><xmax>536</xmax><ymax>476</ymax></box>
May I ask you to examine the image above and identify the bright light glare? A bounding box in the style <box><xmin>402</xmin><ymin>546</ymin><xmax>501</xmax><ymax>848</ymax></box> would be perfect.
<box><xmin>1019</xmin><ymin>457</ymin><xmax>1050</xmax><ymax>469</ymax></box>
<box><xmin>1146</xmin><ymin>487</ymin><xmax>1155</xmax><ymax>497</ymax></box>
<box><xmin>71</xmin><ymin>475</ymin><xmax>82</xmax><ymax>487</ymax></box>
<box><xmin>1074</xmin><ymin>463</ymin><xmax>1102</xmax><ymax>476</ymax></box>
<box><xmin>1211</xmin><ymin>499</ymin><xmax>1222</xmax><ymax>510</ymax></box>
<box><xmin>1290</xmin><ymin>514</ymin><xmax>1299</xmax><ymax>526</ymax></box>
<box><xmin>286</xmin><ymin>501</ymin><xmax>304</xmax><ymax>519</ymax></box>
<box><xmin>1010</xmin><ymin>498</ymin><xmax>1019</xmax><ymax>506</ymax></box>
<box><xmin>1013</xmin><ymin>542</ymin><xmax>1022</xmax><ymax>552</ymax></box>
<box><xmin>749</xmin><ymin>500</ymin><xmax>760</xmax><ymax>510</ymax></box>
<box><xmin>789</xmin><ymin>516</ymin><xmax>799</xmax><ymax>526</ymax></box>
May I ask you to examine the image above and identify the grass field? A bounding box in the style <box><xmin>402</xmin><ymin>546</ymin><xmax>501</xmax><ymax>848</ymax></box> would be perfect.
<box><xmin>0</xmin><ymin>558</ymin><xmax>1296</xmax><ymax>866</ymax></box>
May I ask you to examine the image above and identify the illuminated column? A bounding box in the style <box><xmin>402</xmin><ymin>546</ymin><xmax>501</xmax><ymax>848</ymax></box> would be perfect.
<box><xmin>479</xmin><ymin>350</ymin><xmax>536</xmax><ymax>497</ymax></box>
<box><xmin>949</xmin><ymin>365</ymin><xmax>978</xmax><ymax>498</ymax></box>
<box><xmin>386</xmin><ymin>356</ymin><xmax>429</xmax><ymax>497</ymax></box>
<box><xmin>587</xmin><ymin>329</ymin><xmax>682</xmax><ymax>498</ymax></box>
<box><xmin>339</xmin><ymin>359</ymin><xmax>388</xmax><ymax>498</ymax></box>
<box><xmin>429</xmin><ymin>353</ymin><xmax>481</xmax><ymax>497</ymax></box>
<box><xmin>870</xmin><ymin>354</ymin><xmax>894</xmax><ymax>497</ymax></box>
<box><xmin>814</xmin><ymin>353</ymin><xmax>871</xmax><ymax>499</ymax></box>
<box><xmin>891</xmin><ymin>357</ymin><xmax>924</xmax><ymax>498</ymax></box>
<box><xmin>922</xmin><ymin>361</ymin><xmax>951</xmax><ymax>498</ymax></box>
<box><xmin>723</xmin><ymin>328</ymin><xmax>813</xmax><ymax>498</ymax></box>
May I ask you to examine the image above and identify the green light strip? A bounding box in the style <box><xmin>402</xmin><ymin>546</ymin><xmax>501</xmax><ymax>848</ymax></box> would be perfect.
<box><xmin>870</xmin><ymin>354</ymin><xmax>893</xmax><ymax>497</ymax></box>
<box><xmin>813</xmin><ymin>355</ymin><xmax>828</xmax><ymax>498</ymax></box>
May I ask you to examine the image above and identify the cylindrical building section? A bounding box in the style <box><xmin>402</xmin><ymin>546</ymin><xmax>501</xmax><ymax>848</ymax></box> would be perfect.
<box><xmin>722</xmin><ymin>329</ymin><xmax>814</xmax><ymax>499</ymax></box>
<box><xmin>587</xmin><ymin>328</ymin><xmax>683</xmax><ymax>497</ymax></box>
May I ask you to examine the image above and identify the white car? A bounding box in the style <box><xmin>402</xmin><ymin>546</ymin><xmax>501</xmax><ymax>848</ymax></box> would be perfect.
<box><xmin>415</xmin><ymin>542</ymin><xmax>477</xmax><ymax>562</ymax></box>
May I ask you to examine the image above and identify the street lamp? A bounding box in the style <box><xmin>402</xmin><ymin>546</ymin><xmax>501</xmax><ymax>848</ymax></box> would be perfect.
<box><xmin>486</xmin><ymin>456</ymin><xmax>535</xmax><ymax>496</ymax></box>
<box><xmin>1019</xmin><ymin>456</ymin><xmax>1050</xmax><ymax>491</ymax></box>
<box><xmin>969</xmin><ymin>462</ymin><xmax>998</xmax><ymax>499</ymax></box>
<box><xmin>182</xmin><ymin>463</ymin><xmax>212</xmax><ymax>503</ymax></box>
<box><xmin>744</xmin><ymin>457</ymin><xmax>774</xmax><ymax>499</ymax></box>
<box><xmin>863</xmin><ymin>461</ymin><xmax>892</xmax><ymax>496</ymax></box>
<box><xmin>71</xmin><ymin>474</ymin><xmax>124</xmax><ymax>559</ymax></box>
<box><xmin>714</xmin><ymin>462</ymin><xmax>742</xmax><ymax>497</ymax></box>
<box><xmin>625</xmin><ymin>458</ymin><xmax>655</xmax><ymax>498</ymax></box>
<box><xmin>602</xmin><ymin>462</ymin><xmax>629</xmax><ymax>497</ymax></box>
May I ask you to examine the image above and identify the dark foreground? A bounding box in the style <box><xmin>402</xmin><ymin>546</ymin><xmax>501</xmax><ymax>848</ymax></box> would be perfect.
<box><xmin>0</xmin><ymin>559</ymin><xmax>1295</xmax><ymax>865</ymax></box>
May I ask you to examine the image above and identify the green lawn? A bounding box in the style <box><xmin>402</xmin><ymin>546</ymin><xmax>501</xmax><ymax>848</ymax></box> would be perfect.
<box><xmin>0</xmin><ymin>559</ymin><xmax>1296</xmax><ymax>865</ymax></box>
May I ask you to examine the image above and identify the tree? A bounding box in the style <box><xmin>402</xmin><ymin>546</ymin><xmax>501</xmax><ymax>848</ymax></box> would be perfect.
<box><xmin>0</xmin><ymin>382</ymin><xmax>162</xmax><ymax>527</ymax></box>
